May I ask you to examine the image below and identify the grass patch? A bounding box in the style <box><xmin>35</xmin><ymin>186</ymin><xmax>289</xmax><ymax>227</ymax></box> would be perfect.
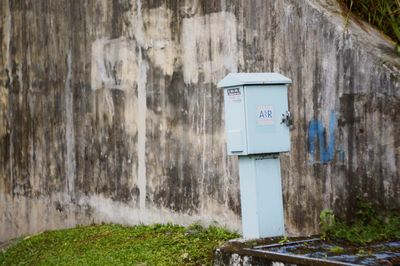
<box><xmin>0</xmin><ymin>223</ymin><xmax>239</xmax><ymax>266</ymax></box>
<box><xmin>320</xmin><ymin>200</ymin><xmax>400</xmax><ymax>245</ymax></box>
<box><xmin>337</xmin><ymin>0</ymin><xmax>400</xmax><ymax>47</ymax></box>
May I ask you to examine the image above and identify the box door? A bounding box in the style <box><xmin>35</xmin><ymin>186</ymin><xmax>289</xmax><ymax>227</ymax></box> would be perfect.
<box><xmin>244</xmin><ymin>85</ymin><xmax>290</xmax><ymax>154</ymax></box>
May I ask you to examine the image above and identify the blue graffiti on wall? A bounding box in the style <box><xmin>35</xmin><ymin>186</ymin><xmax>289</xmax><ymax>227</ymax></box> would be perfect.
<box><xmin>308</xmin><ymin>111</ymin><xmax>336</xmax><ymax>164</ymax></box>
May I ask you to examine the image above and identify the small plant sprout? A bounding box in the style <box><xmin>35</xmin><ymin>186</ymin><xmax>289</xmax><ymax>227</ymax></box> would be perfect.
<box><xmin>279</xmin><ymin>236</ymin><xmax>290</xmax><ymax>244</ymax></box>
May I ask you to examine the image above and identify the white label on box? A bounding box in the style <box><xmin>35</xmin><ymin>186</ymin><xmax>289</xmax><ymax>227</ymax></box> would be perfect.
<box><xmin>257</xmin><ymin>105</ymin><xmax>274</xmax><ymax>125</ymax></box>
<box><xmin>227</xmin><ymin>88</ymin><xmax>242</xmax><ymax>102</ymax></box>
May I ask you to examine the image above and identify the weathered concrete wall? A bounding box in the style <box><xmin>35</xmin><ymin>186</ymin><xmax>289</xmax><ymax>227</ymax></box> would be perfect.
<box><xmin>0</xmin><ymin>0</ymin><xmax>399</xmax><ymax>241</ymax></box>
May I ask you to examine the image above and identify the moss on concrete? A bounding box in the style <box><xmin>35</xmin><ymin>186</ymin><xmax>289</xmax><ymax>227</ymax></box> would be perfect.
<box><xmin>0</xmin><ymin>223</ymin><xmax>239</xmax><ymax>266</ymax></box>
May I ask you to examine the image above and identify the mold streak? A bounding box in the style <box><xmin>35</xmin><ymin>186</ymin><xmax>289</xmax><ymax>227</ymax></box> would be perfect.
<box><xmin>137</xmin><ymin>46</ymin><xmax>147</xmax><ymax>210</ymax></box>
<box><xmin>64</xmin><ymin>50</ymin><xmax>76</xmax><ymax>199</ymax></box>
<box><xmin>136</xmin><ymin>0</ymin><xmax>148</xmax><ymax>211</ymax></box>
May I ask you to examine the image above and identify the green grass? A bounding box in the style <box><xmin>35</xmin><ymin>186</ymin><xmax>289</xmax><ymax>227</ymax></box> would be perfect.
<box><xmin>0</xmin><ymin>223</ymin><xmax>239</xmax><ymax>266</ymax></box>
<box><xmin>320</xmin><ymin>200</ymin><xmax>400</xmax><ymax>245</ymax></box>
<box><xmin>338</xmin><ymin>0</ymin><xmax>400</xmax><ymax>46</ymax></box>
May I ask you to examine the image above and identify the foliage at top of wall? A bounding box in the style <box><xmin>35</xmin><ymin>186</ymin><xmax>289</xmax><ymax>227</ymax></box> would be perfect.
<box><xmin>338</xmin><ymin>0</ymin><xmax>400</xmax><ymax>49</ymax></box>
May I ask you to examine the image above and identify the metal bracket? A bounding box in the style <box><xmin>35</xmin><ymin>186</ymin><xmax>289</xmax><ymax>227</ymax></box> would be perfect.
<box><xmin>280</xmin><ymin>111</ymin><xmax>293</xmax><ymax>127</ymax></box>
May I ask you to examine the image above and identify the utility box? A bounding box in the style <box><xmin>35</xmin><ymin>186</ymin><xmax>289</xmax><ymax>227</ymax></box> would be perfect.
<box><xmin>218</xmin><ymin>73</ymin><xmax>292</xmax><ymax>155</ymax></box>
<box><xmin>218</xmin><ymin>73</ymin><xmax>292</xmax><ymax>239</ymax></box>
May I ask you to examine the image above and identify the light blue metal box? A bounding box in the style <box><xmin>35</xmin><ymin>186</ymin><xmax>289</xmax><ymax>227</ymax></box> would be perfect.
<box><xmin>218</xmin><ymin>73</ymin><xmax>292</xmax><ymax>155</ymax></box>
<box><xmin>218</xmin><ymin>73</ymin><xmax>292</xmax><ymax>238</ymax></box>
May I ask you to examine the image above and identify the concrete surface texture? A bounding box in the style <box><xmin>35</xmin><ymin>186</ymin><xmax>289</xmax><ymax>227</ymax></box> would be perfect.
<box><xmin>0</xmin><ymin>0</ymin><xmax>399</xmax><ymax>241</ymax></box>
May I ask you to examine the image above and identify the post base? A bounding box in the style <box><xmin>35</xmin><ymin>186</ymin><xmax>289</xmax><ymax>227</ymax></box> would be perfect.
<box><xmin>238</xmin><ymin>154</ymin><xmax>285</xmax><ymax>239</ymax></box>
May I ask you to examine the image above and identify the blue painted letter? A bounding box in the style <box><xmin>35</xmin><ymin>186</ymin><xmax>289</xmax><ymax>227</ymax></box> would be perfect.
<box><xmin>308</xmin><ymin>111</ymin><xmax>336</xmax><ymax>164</ymax></box>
